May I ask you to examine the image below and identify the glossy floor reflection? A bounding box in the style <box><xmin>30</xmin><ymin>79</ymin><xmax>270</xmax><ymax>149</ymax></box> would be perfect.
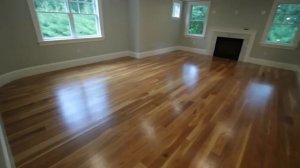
<box><xmin>0</xmin><ymin>51</ymin><xmax>299</xmax><ymax>168</ymax></box>
<box><xmin>56</xmin><ymin>78</ymin><xmax>111</xmax><ymax>133</ymax></box>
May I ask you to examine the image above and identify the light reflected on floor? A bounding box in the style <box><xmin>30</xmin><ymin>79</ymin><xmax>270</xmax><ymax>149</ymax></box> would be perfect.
<box><xmin>55</xmin><ymin>78</ymin><xmax>111</xmax><ymax>132</ymax></box>
<box><xmin>166</xmin><ymin>76</ymin><xmax>177</xmax><ymax>92</ymax></box>
<box><xmin>88</xmin><ymin>153</ymin><xmax>109</xmax><ymax>168</ymax></box>
<box><xmin>171</xmin><ymin>100</ymin><xmax>183</xmax><ymax>114</ymax></box>
<box><xmin>182</xmin><ymin>64</ymin><xmax>200</xmax><ymax>89</ymax></box>
<box><xmin>141</xmin><ymin>120</ymin><xmax>157</xmax><ymax>141</ymax></box>
<box><xmin>245</xmin><ymin>82</ymin><xmax>274</xmax><ymax>107</ymax></box>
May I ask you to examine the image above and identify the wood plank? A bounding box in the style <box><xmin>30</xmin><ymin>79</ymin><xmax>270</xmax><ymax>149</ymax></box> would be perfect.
<box><xmin>0</xmin><ymin>51</ymin><xmax>299</xmax><ymax>168</ymax></box>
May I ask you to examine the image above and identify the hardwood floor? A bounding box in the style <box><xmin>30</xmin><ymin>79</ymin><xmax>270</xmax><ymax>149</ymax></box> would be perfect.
<box><xmin>0</xmin><ymin>51</ymin><xmax>300</xmax><ymax>168</ymax></box>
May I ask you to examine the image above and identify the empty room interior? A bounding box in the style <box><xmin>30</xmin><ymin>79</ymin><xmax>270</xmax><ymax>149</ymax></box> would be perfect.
<box><xmin>1</xmin><ymin>0</ymin><xmax>300</xmax><ymax>167</ymax></box>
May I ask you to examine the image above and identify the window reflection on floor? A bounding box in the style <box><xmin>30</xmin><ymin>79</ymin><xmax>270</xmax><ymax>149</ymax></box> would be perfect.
<box><xmin>245</xmin><ymin>82</ymin><xmax>274</xmax><ymax>108</ymax></box>
<box><xmin>141</xmin><ymin>120</ymin><xmax>157</xmax><ymax>141</ymax></box>
<box><xmin>182</xmin><ymin>64</ymin><xmax>200</xmax><ymax>89</ymax></box>
<box><xmin>55</xmin><ymin>78</ymin><xmax>111</xmax><ymax>132</ymax></box>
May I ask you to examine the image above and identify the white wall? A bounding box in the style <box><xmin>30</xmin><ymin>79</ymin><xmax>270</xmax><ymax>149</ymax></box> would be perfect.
<box><xmin>129</xmin><ymin>0</ymin><xmax>181</xmax><ymax>52</ymax></box>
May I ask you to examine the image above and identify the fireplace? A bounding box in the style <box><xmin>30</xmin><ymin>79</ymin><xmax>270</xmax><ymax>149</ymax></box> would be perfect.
<box><xmin>213</xmin><ymin>37</ymin><xmax>244</xmax><ymax>61</ymax></box>
<box><xmin>208</xmin><ymin>28</ymin><xmax>257</xmax><ymax>62</ymax></box>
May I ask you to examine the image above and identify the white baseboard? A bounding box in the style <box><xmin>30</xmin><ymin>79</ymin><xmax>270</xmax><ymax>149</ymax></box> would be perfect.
<box><xmin>129</xmin><ymin>46</ymin><xmax>178</xmax><ymax>59</ymax></box>
<box><xmin>176</xmin><ymin>46</ymin><xmax>210</xmax><ymax>55</ymax></box>
<box><xmin>245</xmin><ymin>57</ymin><xmax>299</xmax><ymax>71</ymax></box>
<box><xmin>0</xmin><ymin>51</ymin><xmax>131</xmax><ymax>87</ymax></box>
<box><xmin>129</xmin><ymin>46</ymin><xmax>210</xmax><ymax>59</ymax></box>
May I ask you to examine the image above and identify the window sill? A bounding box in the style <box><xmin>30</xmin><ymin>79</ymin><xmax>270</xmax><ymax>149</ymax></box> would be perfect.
<box><xmin>39</xmin><ymin>36</ymin><xmax>105</xmax><ymax>46</ymax></box>
<box><xmin>260</xmin><ymin>42</ymin><xmax>297</xmax><ymax>50</ymax></box>
<box><xmin>172</xmin><ymin>17</ymin><xmax>181</xmax><ymax>20</ymax></box>
<box><xmin>185</xmin><ymin>34</ymin><xmax>205</xmax><ymax>39</ymax></box>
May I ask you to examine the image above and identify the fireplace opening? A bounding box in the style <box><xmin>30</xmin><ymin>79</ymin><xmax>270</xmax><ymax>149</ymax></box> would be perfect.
<box><xmin>213</xmin><ymin>37</ymin><xmax>244</xmax><ymax>61</ymax></box>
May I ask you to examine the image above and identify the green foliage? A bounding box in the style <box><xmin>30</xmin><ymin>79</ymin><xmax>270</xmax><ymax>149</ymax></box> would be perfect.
<box><xmin>188</xmin><ymin>5</ymin><xmax>208</xmax><ymax>35</ymax></box>
<box><xmin>71</xmin><ymin>2</ymin><xmax>95</xmax><ymax>14</ymax></box>
<box><xmin>267</xmin><ymin>25</ymin><xmax>298</xmax><ymax>44</ymax></box>
<box><xmin>34</xmin><ymin>0</ymin><xmax>67</xmax><ymax>12</ymax></box>
<box><xmin>267</xmin><ymin>4</ymin><xmax>300</xmax><ymax>44</ymax></box>
<box><xmin>189</xmin><ymin>21</ymin><xmax>204</xmax><ymax>35</ymax></box>
<box><xmin>74</xmin><ymin>15</ymin><xmax>97</xmax><ymax>36</ymax></box>
<box><xmin>273</xmin><ymin>14</ymin><xmax>299</xmax><ymax>24</ymax></box>
<box><xmin>190</xmin><ymin>5</ymin><xmax>207</xmax><ymax>21</ymax></box>
<box><xmin>34</xmin><ymin>0</ymin><xmax>97</xmax><ymax>39</ymax></box>
<box><xmin>38</xmin><ymin>13</ymin><xmax>71</xmax><ymax>38</ymax></box>
<box><xmin>277</xmin><ymin>4</ymin><xmax>300</xmax><ymax>15</ymax></box>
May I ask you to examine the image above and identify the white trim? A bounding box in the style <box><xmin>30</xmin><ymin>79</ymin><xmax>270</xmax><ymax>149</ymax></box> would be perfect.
<box><xmin>185</xmin><ymin>1</ymin><xmax>210</xmax><ymax>38</ymax></box>
<box><xmin>0</xmin><ymin>51</ymin><xmax>131</xmax><ymax>87</ymax></box>
<box><xmin>245</xmin><ymin>57</ymin><xmax>299</xmax><ymax>71</ymax></box>
<box><xmin>261</xmin><ymin>0</ymin><xmax>300</xmax><ymax>49</ymax></box>
<box><xmin>40</xmin><ymin>36</ymin><xmax>104</xmax><ymax>46</ymax></box>
<box><xmin>184</xmin><ymin>34</ymin><xmax>205</xmax><ymax>39</ymax></box>
<box><xmin>129</xmin><ymin>47</ymin><xmax>178</xmax><ymax>59</ymax></box>
<box><xmin>176</xmin><ymin>46</ymin><xmax>209</xmax><ymax>55</ymax></box>
<box><xmin>26</xmin><ymin>0</ymin><xmax>105</xmax><ymax>45</ymax></box>
<box><xmin>129</xmin><ymin>46</ymin><xmax>209</xmax><ymax>59</ymax></box>
<box><xmin>208</xmin><ymin>27</ymin><xmax>257</xmax><ymax>62</ymax></box>
<box><xmin>0</xmin><ymin>116</ymin><xmax>15</xmax><ymax>168</ymax></box>
<box><xmin>260</xmin><ymin>42</ymin><xmax>298</xmax><ymax>50</ymax></box>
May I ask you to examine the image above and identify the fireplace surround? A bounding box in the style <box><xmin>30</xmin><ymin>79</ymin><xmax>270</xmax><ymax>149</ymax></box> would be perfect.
<box><xmin>208</xmin><ymin>27</ymin><xmax>257</xmax><ymax>62</ymax></box>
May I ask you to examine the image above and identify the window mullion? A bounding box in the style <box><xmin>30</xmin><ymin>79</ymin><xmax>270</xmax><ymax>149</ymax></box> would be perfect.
<box><xmin>65</xmin><ymin>0</ymin><xmax>77</xmax><ymax>38</ymax></box>
<box><xmin>94</xmin><ymin>0</ymin><xmax>101</xmax><ymax>36</ymax></box>
<box><xmin>95</xmin><ymin>14</ymin><xmax>101</xmax><ymax>35</ymax></box>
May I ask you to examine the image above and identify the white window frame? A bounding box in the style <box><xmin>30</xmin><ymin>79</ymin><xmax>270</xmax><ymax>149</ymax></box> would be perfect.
<box><xmin>27</xmin><ymin>0</ymin><xmax>105</xmax><ymax>45</ymax></box>
<box><xmin>261</xmin><ymin>0</ymin><xmax>300</xmax><ymax>49</ymax></box>
<box><xmin>172</xmin><ymin>0</ymin><xmax>182</xmax><ymax>19</ymax></box>
<box><xmin>185</xmin><ymin>1</ymin><xmax>210</xmax><ymax>38</ymax></box>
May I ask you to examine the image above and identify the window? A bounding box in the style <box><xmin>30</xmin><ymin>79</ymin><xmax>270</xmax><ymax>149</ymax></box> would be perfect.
<box><xmin>262</xmin><ymin>0</ymin><xmax>300</xmax><ymax>48</ymax></box>
<box><xmin>172</xmin><ymin>1</ymin><xmax>182</xmax><ymax>19</ymax></box>
<box><xmin>27</xmin><ymin>0</ymin><xmax>104</xmax><ymax>44</ymax></box>
<box><xmin>185</xmin><ymin>2</ymin><xmax>210</xmax><ymax>37</ymax></box>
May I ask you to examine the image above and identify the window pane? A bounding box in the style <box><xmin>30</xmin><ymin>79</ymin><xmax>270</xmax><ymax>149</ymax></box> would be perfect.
<box><xmin>74</xmin><ymin>14</ymin><xmax>98</xmax><ymax>36</ymax></box>
<box><xmin>188</xmin><ymin>21</ymin><xmax>204</xmax><ymax>35</ymax></box>
<box><xmin>34</xmin><ymin>0</ymin><xmax>67</xmax><ymax>12</ymax></box>
<box><xmin>191</xmin><ymin>5</ymin><xmax>208</xmax><ymax>21</ymax></box>
<box><xmin>70</xmin><ymin>2</ymin><xmax>79</xmax><ymax>13</ymax></box>
<box><xmin>172</xmin><ymin>2</ymin><xmax>181</xmax><ymax>18</ymax></box>
<box><xmin>79</xmin><ymin>3</ymin><xmax>95</xmax><ymax>14</ymax></box>
<box><xmin>276</xmin><ymin>4</ymin><xmax>300</xmax><ymax>15</ymax></box>
<box><xmin>273</xmin><ymin>14</ymin><xmax>300</xmax><ymax>24</ymax></box>
<box><xmin>267</xmin><ymin>25</ymin><xmax>298</xmax><ymax>44</ymax></box>
<box><xmin>37</xmin><ymin>13</ymin><xmax>71</xmax><ymax>38</ymax></box>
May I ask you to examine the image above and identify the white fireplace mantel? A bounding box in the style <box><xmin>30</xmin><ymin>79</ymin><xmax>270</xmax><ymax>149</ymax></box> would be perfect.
<box><xmin>208</xmin><ymin>27</ymin><xmax>257</xmax><ymax>62</ymax></box>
